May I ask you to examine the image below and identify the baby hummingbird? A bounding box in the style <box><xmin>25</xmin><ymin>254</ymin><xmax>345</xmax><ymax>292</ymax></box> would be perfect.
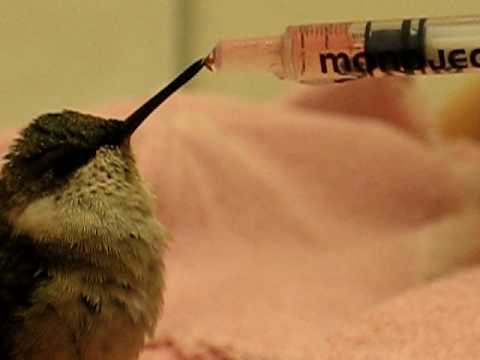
<box><xmin>0</xmin><ymin>59</ymin><xmax>205</xmax><ymax>360</ymax></box>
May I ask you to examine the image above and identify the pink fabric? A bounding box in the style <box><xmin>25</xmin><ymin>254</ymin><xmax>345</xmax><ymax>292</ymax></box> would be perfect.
<box><xmin>2</xmin><ymin>78</ymin><xmax>480</xmax><ymax>359</ymax></box>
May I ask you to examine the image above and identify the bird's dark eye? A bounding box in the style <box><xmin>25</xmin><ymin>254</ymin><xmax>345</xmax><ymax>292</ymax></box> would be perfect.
<box><xmin>51</xmin><ymin>148</ymin><xmax>96</xmax><ymax>178</ymax></box>
<box><xmin>28</xmin><ymin>146</ymin><xmax>95</xmax><ymax>179</ymax></box>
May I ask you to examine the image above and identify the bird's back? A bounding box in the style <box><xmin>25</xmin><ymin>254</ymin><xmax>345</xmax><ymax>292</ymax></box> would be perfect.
<box><xmin>0</xmin><ymin>220</ymin><xmax>44</xmax><ymax>359</ymax></box>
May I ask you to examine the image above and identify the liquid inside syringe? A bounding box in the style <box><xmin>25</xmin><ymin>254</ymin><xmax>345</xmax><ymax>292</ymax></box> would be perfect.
<box><xmin>204</xmin><ymin>15</ymin><xmax>480</xmax><ymax>84</ymax></box>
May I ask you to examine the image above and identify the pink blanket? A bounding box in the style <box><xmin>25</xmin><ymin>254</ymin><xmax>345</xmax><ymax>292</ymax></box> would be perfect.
<box><xmin>2</xmin><ymin>78</ymin><xmax>480</xmax><ymax>359</ymax></box>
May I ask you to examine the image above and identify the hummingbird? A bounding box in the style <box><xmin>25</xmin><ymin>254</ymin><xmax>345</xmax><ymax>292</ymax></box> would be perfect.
<box><xmin>0</xmin><ymin>59</ymin><xmax>206</xmax><ymax>360</ymax></box>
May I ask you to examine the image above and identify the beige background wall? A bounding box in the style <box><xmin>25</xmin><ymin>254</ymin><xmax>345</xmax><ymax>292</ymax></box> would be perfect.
<box><xmin>1</xmin><ymin>1</ymin><xmax>480</xmax><ymax>129</ymax></box>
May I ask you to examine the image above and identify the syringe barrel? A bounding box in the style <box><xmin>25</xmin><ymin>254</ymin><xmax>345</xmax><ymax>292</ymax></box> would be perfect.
<box><xmin>280</xmin><ymin>16</ymin><xmax>480</xmax><ymax>83</ymax></box>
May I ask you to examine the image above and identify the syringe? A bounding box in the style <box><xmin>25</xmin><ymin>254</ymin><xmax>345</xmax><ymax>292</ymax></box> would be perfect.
<box><xmin>204</xmin><ymin>15</ymin><xmax>480</xmax><ymax>84</ymax></box>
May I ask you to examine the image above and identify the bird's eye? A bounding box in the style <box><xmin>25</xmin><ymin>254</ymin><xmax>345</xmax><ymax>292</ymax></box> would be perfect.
<box><xmin>51</xmin><ymin>148</ymin><xmax>96</xmax><ymax>178</ymax></box>
<box><xmin>28</xmin><ymin>146</ymin><xmax>95</xmax><ymax>179</ymax></box>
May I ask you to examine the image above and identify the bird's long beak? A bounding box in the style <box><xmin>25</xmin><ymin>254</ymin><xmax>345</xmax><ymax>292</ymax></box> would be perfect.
<box><xmin>122</xmin><ymin>58</ymin><xmax>206</xmax><ymax>139</ymax></box>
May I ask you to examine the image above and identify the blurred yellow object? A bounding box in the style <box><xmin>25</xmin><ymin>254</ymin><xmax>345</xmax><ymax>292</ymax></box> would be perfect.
<box><xmin>438</xmin><ymin>80</ymin><xmax>480</xmax><ymax>140</ymax></box>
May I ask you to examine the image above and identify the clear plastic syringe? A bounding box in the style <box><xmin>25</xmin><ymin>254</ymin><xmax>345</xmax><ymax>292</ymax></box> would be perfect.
<box><xmin>204</xmin><ymin>15</ymin><xmax>480</xmax><ymax>84</ymax></box>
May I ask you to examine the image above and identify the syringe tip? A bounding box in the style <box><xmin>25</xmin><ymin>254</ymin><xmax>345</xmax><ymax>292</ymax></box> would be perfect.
<box><xmin>202</xmin><ymin>36</ymin><xmax>283</xmax><ymax>76</ymax></box>
<box><xmin>203</xmin><ymin>50</ymin><xmax>216</xmax><ymax>72</ymax></box>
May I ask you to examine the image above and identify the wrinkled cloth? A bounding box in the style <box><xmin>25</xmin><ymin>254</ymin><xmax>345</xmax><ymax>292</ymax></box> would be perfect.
<box><xmin>2</xmin><ymin>78</ymin><xmax>480</xmax><ymax>360</ymax></box>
